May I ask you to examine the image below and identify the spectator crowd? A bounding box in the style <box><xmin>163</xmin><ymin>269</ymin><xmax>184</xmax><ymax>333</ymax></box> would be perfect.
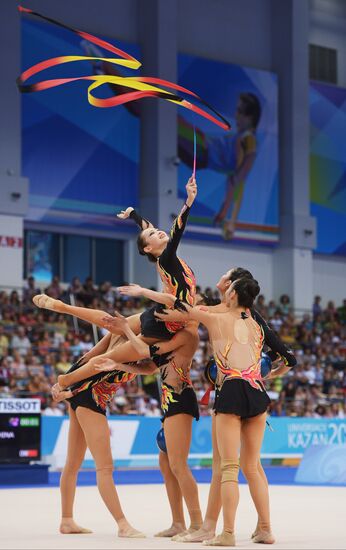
<box><xmin>0</xmin><ymin>275</ymin><xmax>345</xmax><ymax>419</ymax></box>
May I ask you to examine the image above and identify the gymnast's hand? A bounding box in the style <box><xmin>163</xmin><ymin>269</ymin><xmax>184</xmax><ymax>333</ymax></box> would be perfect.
<box><xmin>51</xmin><ymin>383</ymin><xmax>72</xmax><ymax>402</ymax></box>
<box><xmin>117</xmin><ymin>284</ymin><xmax>143</xmax><ymax>297</ymax></box>
<box><xmin>51</xmin><ymin>383</ymin><xmax>61</xmax><ymax>400</ymax></box>
<box><xmin>186</xmin><ymin>176</ymin><xmax>197</xmax><ymax>206</ymax></box>
<box><xmin>154</xmin><ymin>308</ymin><xmax>186</xmax><ymax>322</ymax></box>
<box><xmin>117</xmin><ymin>206</ymin><xmax>134</xmax><ymax>219</ymax></box>
<box><xmin>102</xmin><ymin>311</ymin><xmax>129</xmax><ymax>334</ymax></box>
<box><xmin>94</xmin><ymin>357</ymin><xmax>120</xmax><ymax>372</ymax></box>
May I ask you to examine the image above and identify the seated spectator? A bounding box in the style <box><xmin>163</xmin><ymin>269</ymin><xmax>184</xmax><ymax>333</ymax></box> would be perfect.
<box><xmin>337</xmin><ymin>299</ymin><xmax>346</xmax><ymax>324</ymax></box>
<box><xmin>267</xmin><ymin>300</ymin><xmax>276</xmax><ymax>318</ymax></box>
<box><xmin>145</xmin><ymin>399</ymin><xmax>161</xmax><ymax>417</ymax></box>
<box><xmin>67</xmin><ymin>276</ymin><xmax>84</xmax><ymax>300</ymax></box>
<box><xmin>99</xmin><ymin>281</ymin><xmax>115</xmax><ymax>305</ymax></box>
<box><xmin>80</xmin><ymin>276</ymin><xmax>98</xmax><ymax>306</ymax></box>
<box><xmin>269</xmin><ymin>311</ymin><xmax>283</xmax><ymax>332</ymax></box>
<box><xmin>0</xmin><ymin>325</ymin><xmax>9</xmax><ymax>356</ymax></box>
<box><xmin>23</xmin><ymin>276</ymin><xmax>41</xmax><ymax>304</ymax></box>
<box><xmin>55</xmin><ymin>352</ymin><xmax>71</xmax><ymax>374</ymax></box>
<box><xmin>256</xmin><ymin>294</ymin><xmax>267</xmax><ymax>317</ymax></box>
<box><xmin>313</xmin><ymin>295</ymin><xmax>322</xmax><ymax>319</ymax></box>
<box><xmin>0</xmin><ymin>309</ymin><xmax>17</xmax><ymax>332</ymax></box>
<box><xmin>43</xmin><ymin>398</ymin><xmax>64</xmax><ymax>416</ymax></box>
<box><xmin>79</xmin><ymin>333</ymin><xmax>94</xmax><ymax>355</ymax></box>
<box><xmin>45</xmin><ymin>275</ymin><xmax>62</xmax><ymax>299</ymax></box>
<box><xmin>11</xmin><ymin>327</ymin><xmax>31</xmax><ymax>357</ymax></box>
<box><xmin>279</xmin><ymin>294</ymin><xmax>291</xmax><ymax>317</ymax></box>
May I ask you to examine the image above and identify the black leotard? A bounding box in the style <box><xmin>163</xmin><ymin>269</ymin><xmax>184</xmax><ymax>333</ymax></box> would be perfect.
<box><xmin>130</xmin><ymin>204</ymin><xmax>196</xmax><ymax>338</ymax></box>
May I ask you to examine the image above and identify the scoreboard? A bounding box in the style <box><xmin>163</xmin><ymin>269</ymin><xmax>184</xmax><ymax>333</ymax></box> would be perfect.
<box><xmin>0</xmin><ymin>399</ymin><xmax>41</xmax><ymax>463</ymax></box>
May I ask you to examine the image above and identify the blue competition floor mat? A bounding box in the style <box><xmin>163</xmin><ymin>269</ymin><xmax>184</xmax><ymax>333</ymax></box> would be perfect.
<box><xmin>0</xmin><ymin>466</ymin><xmax>299</xmax><ymax>489</ymax></box>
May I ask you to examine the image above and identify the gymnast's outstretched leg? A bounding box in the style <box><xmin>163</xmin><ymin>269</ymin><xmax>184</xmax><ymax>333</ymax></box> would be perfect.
<box><xmin>33</xmin><ymin>294</ymin><xmax>141</xmax><ymax>334</ymax></box>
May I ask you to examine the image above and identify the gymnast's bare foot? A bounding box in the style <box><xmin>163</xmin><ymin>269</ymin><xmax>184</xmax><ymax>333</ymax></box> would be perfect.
<box><xmin>181</xmin><ymin>527</ymin><xmax>216</xmax><ymax>542</ymax></box>
<box><xmin>155</xmin><ymin>522</ymin><xmax>186</xmax><ymax>537</ymax></box>
<box><xmin>171</xmin><ymin>527</ymin><xmax>199</xmax><ymax>541</ymax></box>
<box><xmin>203</xmin><ymin>530</ymin><xmax>235</xmax><ymax>546</ymax></box>
<box><xmin>33</xmin><ymin>294</ymin><xmax>64</xmax><ymax>312</ymax></box>
<box><xmin>252</xmin><ymin>530</ymin><xmax>275</xmax><ymax>544</ymax></box>
<box><xmin>59</xmin><ymin>518</ymin><xmax>92</xmax><ymax>534</ymax></box>
<box><xmin>118</xmin><ymin>518</ymin><xmax>146</xmax><ymax>538</ymax></box>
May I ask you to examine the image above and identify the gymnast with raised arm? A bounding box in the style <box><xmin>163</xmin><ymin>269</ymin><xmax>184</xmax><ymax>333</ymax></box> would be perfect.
<box><xmin>32</xmin><ymin>176</ymin><xmax>197</xmax><ymax>390</ymax></box>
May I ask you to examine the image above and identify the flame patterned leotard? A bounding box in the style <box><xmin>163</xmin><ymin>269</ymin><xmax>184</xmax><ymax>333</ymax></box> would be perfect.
<box><xmin>130</xmin><ymin>205</ymin><xmax>196</xmax><ymax>339</ymax></box>
<box><xmin>66</xmin><ymin>360</ymin><xmax>137</xmax><ymax>416</ymax></box>
<box><xmin>211</xmin><ymin>312</ymin><xmax>271</xmax><ymax>418</ymax></box>
<box><xmin>65</xmin><ymin>334</ymin><xmax>137</xmax><ymax>415</ymax></box>
<box><xmin>149</xmin><ymin>343</ymin><xmax>199</xmax><ymax>421</ymax></box>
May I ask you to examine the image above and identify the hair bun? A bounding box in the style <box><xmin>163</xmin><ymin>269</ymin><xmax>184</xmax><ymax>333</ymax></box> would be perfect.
<box><xmin>247</xmin><ymin>278</ymin><xmax>260</xmax><ymax>299</ymax></box>
<box><xmin>232</xmin><ymin>277</ymin><xmax>260</xmax><ymax>308</ymax></box>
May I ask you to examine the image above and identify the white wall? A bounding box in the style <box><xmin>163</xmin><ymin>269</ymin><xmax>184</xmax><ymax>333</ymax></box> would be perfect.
<box><xmin>313</xmin><ymin>254</ymin><xmax>346</xmax><ymax>306</ymax></box>
<box><xmin>0</xmin><ymin>215</ymin><xmax>24</xmax><ymax>289</ymax></box>
<box><xmin>179</xmin><ymin>241</ymin><xmax>274</xmax><ymax>300</ymax></box>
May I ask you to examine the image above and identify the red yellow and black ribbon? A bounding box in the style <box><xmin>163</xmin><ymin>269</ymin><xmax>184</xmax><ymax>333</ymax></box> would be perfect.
<box><xmin>17</xmin><ymin>5</ymin><xmax>231</xmax><ymax>131</ymax></box>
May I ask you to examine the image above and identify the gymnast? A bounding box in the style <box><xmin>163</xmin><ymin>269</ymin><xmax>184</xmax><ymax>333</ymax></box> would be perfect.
<box><xmin>155</xmin><ymin>277</ymin><xmax>295</xmax><ymax>546</ymax></box>
<box><xmin>32</xmin><ymin>175</ymin><xmax>197</xmax><ymax>390</ymax></box>
<box><xmin>178</xmin><ymin>267</ymin><xmax>296</xmax><ymax>543</ymax></box>
<box><xmin>52</xmin><ymin>331</ymin><xmax>157</xmax><ymax>539</ymax></box>
<box><xmin>97</xmin><ymin>308</ymin><xmax>203</xmax><ymax>540</ymax></box>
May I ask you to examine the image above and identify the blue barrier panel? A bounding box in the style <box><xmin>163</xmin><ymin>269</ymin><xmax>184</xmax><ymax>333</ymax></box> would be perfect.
<box><xmin>41</xmin><ymin>416</ymin><xmax>346</xmax><ymax>468</ymax></box>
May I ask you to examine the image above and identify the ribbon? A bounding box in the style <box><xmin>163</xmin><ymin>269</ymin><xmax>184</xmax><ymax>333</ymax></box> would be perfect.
<box><xmin>17</xmin><ymin>6</ymin><xmax>231</xmax><ymax>131</ymax></box>
<box><xmin>192</xmin><ymin>127</ymin><xmax>197</xmax><ymax>178</ymax></box>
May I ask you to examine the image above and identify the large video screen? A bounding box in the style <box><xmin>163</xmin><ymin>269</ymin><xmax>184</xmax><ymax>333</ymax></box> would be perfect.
<box><xmin>0</xmin><ymin>399</ymin><xmax>41</xmax><ymax>463</ymax></box>
<box><xmin>177</xmin><ymin>54</ymin><xmax>279</xmax><ymax>245</ymax></box>
<box><xmin>310</xmin><ymin>82</ymin><xmax>346</xmax><ymax>255</ymax></box>
<box><xmin>21</xmin><ymin>19</ymin><xmax>140</xmax><ymax>231</ymax></box>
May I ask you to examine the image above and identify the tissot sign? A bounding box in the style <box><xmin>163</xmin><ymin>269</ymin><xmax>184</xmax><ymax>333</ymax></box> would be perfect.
<box><xmin>0</xmin><ymin>399</ymin><xmax>41</xmax><ymax>413</ymax></box>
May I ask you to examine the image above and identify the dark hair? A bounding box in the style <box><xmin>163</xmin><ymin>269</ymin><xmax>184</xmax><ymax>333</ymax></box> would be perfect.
<box><xmin>239</xmin><ymin>93</ymin><xmax>261</xmax><ymax>129</ymax></box>
<box><xmin>137</xmin><ymin>232</ymin><xmax>157</xmax><ymax>263</ymax></box>
<box><xmin>228</xmin><ymin>267</ymin><xmax>253</xmax><ymax>283</ymax></box>
<box><xmin>232</xmin><ymin>277</ymin><xmax>260</xmax><ymax>308</ymax></box>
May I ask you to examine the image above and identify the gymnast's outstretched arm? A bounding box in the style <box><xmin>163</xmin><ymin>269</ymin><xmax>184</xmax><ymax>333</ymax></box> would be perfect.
<box><xmin>117</xmin><ymin>284</ymin><xmax>176</xmax><ymax>308</ymax></box>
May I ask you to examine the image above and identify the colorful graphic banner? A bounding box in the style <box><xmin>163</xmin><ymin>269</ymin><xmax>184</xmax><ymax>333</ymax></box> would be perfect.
<box><xmin>177</xmin><ymin>54</ymin><xmax>279</xmax><ymax>246</ymax></box>
<box><xmin>310</xmin><ymin>82</ymin><xmax>346</xmax><ymax>255</ymax></box>
<box><xmin>21</xmin><ymin>19</ymin><xmax>140</xmax><ymax>231</ymax></box>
